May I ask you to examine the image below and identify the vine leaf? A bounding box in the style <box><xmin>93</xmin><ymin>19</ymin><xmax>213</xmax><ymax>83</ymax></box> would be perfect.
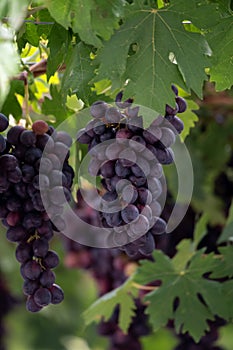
<box><xmin>208</xmin><ymin>16</ymin><xmax>233</xmax><ymax>91</ymax></box>
<box><xmin>46</xmin><ymin>0</ymin><xmax>124</xmax><ymax>47</ymax></box>
<box><xmin>211</xmin><ymin>246</ymin><xmax>233</xmax><ymax>279</ymax></box>
<box><xmin>61</xmin><ymin>42</ymin><xmax>96</xmax><ymax>105</ymax></box>
<box><xmin>83</xmin><ymin>276</ymin><xmax>138</xmax><ymax>333</ymax></box>
<box><xmin>178</xmin><ymin>98</ymin><xmax>199</xmax><ymax>141</ymax></box>
<box><xmin>95</xmin><ymin>0</ymin><xmax>211</xmax><ymax>113</ymax></box>
<box><xmin>218</xmin><ymin>200</ymin><xmax>233</xmax><ymax>243</ymax></box>
<box><xmin>134</xmin><ymin>248</ymin><xmax>230</xmax><ymax>342</ymax></box>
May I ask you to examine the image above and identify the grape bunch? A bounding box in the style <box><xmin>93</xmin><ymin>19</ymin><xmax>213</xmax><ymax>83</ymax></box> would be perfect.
<box><xmin>77</xmin><ymin>87</ymin><xmax>186</xmax><ymax>257</ymax></box>
<box><xmin>0</xmin><ymin>117</ymin><xmax>74</xmax><ymax>312</ymax></box>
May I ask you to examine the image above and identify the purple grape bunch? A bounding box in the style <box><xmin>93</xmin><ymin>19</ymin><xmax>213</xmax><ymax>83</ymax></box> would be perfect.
<box><xmin>77</xmin><ymin>86</ymin><xmax>186</xmax><ymax>257</ymax></box>
<box><xmin>0</xmin><ymin>117</ymin><xmax>74</xmax><ymax>312</ymax></box>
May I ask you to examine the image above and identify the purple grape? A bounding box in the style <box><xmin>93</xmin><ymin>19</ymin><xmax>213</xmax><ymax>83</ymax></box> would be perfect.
<box><xmin>90</xmin><ymin>101</ymin><xmax>108</xmax><ymax>119</ymax></box>
<box><xmin>50</xmin><ymin>284</ymin><xmax>64</xmax><ymax>304</ymax></box>
<box><xmin>34</xmin><ymin>287</ymin><xmax>52</xmax><ymax>307</ymax></box>
<box><xmin>105</xmin><ymin>107</ymin><xmax>122</xmax><ymax>123</ymax></box>
<box><xmin>121</xmin><ymin>205</ymin><xmax>139</xmax><ymax>224</ymax></box>
<box><xmin>43</xmin><ymin>251</ymin><xmax>59</xmax><ymax>269</ymax></box>
<box><xmin>0</xmin><ymin>113</ymin><xmax>9</xmax><ymax>132</ymax></box>
<box><xmin>0</xmin><ymin>135</ymin><xmax>6</xmax><ymax>152</ymax></box>
<box><xmin>21</xmin><ymin>260</ymin><xmax>42</xmax><ymax>280</ymax></box>
<box><xmin>26</xmin><ymin>295</ymin><xmax>42</xmax><ymax>312</ymax></box>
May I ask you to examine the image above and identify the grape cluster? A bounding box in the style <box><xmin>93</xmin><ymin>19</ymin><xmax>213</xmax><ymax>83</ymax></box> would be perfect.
<box><xmin>0</xmin><ymin>117</ymin><xmax>74</xmax><ymax>312</ymax></box>
<box><xmin>77</xmin><ymin>88</ymin><xmax>186</xmax><ymax>257</ymax></box>
<box><xmin>63</xmin><ymin>189</ymin><xmax>150</xmax><ymax>350</ymax></box>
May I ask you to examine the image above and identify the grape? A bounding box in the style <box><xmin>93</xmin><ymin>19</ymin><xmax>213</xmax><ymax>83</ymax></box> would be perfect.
<box><xmin>49</xmin><ymin>186</ymin><xmax>69</xmax><ymax>205</ymax></box>
<box><xmin>34</xmin><ymin>287</ymin><xmax>52</xmax><ymax>307</ymax></box>
<box><xmin>43</xmin><ymin>251</ymin><xmax>59</xmax><ymax>269</ymax></box>
<box><xmin>121</xmin><ymin>205</ymin><xmax>139</xmax><ymax>224</ymax></box>
<box><xmin>0</xmin><ymin>154</ymin><xmax>18</xmax><ymax>171</ymax></box>
<box><xmin>21</xmin><ymin>260</ymin><xmax>42</xmax><ymax>280</ymax></box>
<box><xmin>115</xmin><ymin>160</ymin><xmax>131</xmax><ymax>177</ymax></box>
<box><xmin>169</xmin><ymin>115</ymin><xmax>184</xmax><ymax>134</ymax></box>
<box><xmin>7</xmin><ymin>167</ymin><xmax>22</xmax><ymax>183</ymax></box>
<box><xmin>40</xmin><ymin>269</ymin><xmax>56</xmax><ymax>288</ymax></box>
<box><xmin>100</xmin><ymin>160</ymin><xmax>116</xmax><ymax>178</ymax></box>
<box><xmin>105</xmin><ymin>107</ymin><xmax>122</xmax><ymax>123</ymax></box>
<box><xmin>104</xmin><ymin>212</ymin><xmax>122</xmax><ymax>227</ymax></box>
<box><xmin>119</xmin><ymin>148</ymin><xmax>137</xmax><ymax>166</ymax></box>
<box><xmin>90</xmin><ymin>101</ymin><xmax>108</xmax><ymax>119</ymax></box>
<box><xmin>130</xmin><ymin>214</ymin><xmax>150</xmax><ymax>236</ymax></box>
<box><xmin>36</xmin><ymin>133</ymin><xmax>54</xmax><ymax>151</ymax></box>
<box><xmin>21</xmin><ymin>164</ymin><xmax>35</xmax><ymax>183</ymax></box>
<box><xmin>137</xmin><ymin>188</ymin><xmax>152</xmax><ymax>205</ymax></box>
<box><xmin>171</xmin><ymin>84</ymin><xmax>178</xmax><ymax>96</ymax></box>
<box><xmin>7</xmin><ymin>125</ymin><xmax>24</xmax><ymax>145</ymax></box>
<box><xmin>26</xmin><ymin>295</ymin><xmax>42</xmax><ymax>312</ymax></box>
<box><xmin>129</xmin><ymin>135</ymin><xmax>146</xmax><ymax>152</ymax></box>
<box><xmin>0</xmin><ymin>113</ymin><xmax>9</xmax><ymax>132</ymax></box>
<box><xmin>6</xmin><ymin>211</ymin><xmax>21</xmax><ymax>226</ymax></box>
<box><xmin>6</xmin><ymin>226</ymin><xmax>27</xmax><ymax>242</ymax></box>
<box><xmin>15</xmin><ymin>243</ymin><xmax>33</xmax><ymax>263</ymax></box>
<box><xmin>143</xmin><ymin>126</ymin><xmax>162</xmax><ymax>144</ymax></box>
<box><xmin>23</xmin><ymin>279</ymin><xmax>40</xmax><ymax>296</ymax></box>
<box><xmin>160</xmin><ymin>127</ymin><xmax>176</xmax><ymax>148</ymax></box>
<box><xmin>25</xmin><ymin>148</ymin><xmax>42</xmax><ymax>164</ymax></box>
<box><xmin>55</xmin><ymin>131</ymin><xmax>73</xmax><ymax>147</ymax></box>
<box><xmin>33</xmin><ymin>238</ymin><xmax>49</xmax><ymax>258</ymax></box>
<box><xmin>121</xmin><ymin>184</ymin><xmax>138</xmax><ymax>204</ymax></box>
<box><xmin>53</xmin><ymin>141</ymin><xmax>69</xmax><ymax>160</ymax></box>
<box><xmin>20</xmin><ymin>130</ymin><xmax>37</xmax><ymax>146</ymax></box>
<box><xmin>50</xmin><ymin>284</ymin><xmax>64</xmax><ymax>304</ymax></box>
<box><xmin>0</xmin><ymin>120</ymin><xmax>74</xmax><ymax>314</ymax></box>
<box><xmin>176</xmin><ymin>96</ymin><xmax>187</xmax><ymax>113</ymax></box>
<box><xmin>150</xmin><ymin>217</ymin><xmax>167</xmax><ymax>235</ymax></box>
<box><xmin>138</xmin><ymin>232</ymin><xmax>155</xmax><ymax>255</ymax></box>
<box><xmin>32</xmin><ymin>120</ymin><xmax>49</xmax><ymax>135</ymax></box>
<box><xmin>105</xmin><ymin>142</ymin><xmax>123</xmax><ymax>160</ymax></box>
<box><xmin>76</xmin><ymin>91</ymin><xmax>186</xmax><ymax>259</ymax></box>
<box><xmin>116</xmin><ymin>128</ymin><xmax>133</xmax><ymax>141</ymax></box>
<box><xmin>0</xmin><ymin>134</ymin><xmax>6</xmax><ymax>152</ymax></box>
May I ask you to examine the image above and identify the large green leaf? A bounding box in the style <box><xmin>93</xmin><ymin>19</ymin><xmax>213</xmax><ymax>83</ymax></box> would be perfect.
<box><xmin>83</xmin><ymin>276</ymin><xmax>138</xmax><ymax>333</ymax></box>
<box><xmin>218</xmin><ymin>200</ymin><xmax>233</xmax><ymax>243</ymax></box>
<box><xmin>134</xmin><ymin>247</ymin><xmax>232</xmax><ymax>342</ymax></box>
<box><xmin>46</xmin><ymin>0</ymin><xmax>125</xmax><ymax>47</ymax></box>
<box><xmin>61</xmin><ymin>42</ymin><xmax>96</xmax><ymax>105</ymax></box>
<box><xmin>208</xmin><ymin>16</ymin><xmax>233</xmax><ymax>90</ymax></box>
<box><xmin>95</xmin><ymin>0</ymin><xmax>212</xmax><ymax>112</ymax></box>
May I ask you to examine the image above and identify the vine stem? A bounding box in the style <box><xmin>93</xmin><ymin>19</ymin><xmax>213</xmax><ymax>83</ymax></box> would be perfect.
<box><xmin>23</xmin><ymin>78</ymin><xmax>33</xmax><ymax>128</ymax></box>
<box><xmin>132</xmin><ymin>282</ymin><xmax>159</xmax><ymax>291</ymax></box>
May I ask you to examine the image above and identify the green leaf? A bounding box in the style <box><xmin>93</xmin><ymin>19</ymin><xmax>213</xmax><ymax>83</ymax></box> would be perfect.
<box><xmin>178</xmin><ymin>98</ymin><xmax>199</xmax><ymax>141</ymax></box>
<box><xmin>95</xmin><ymin>0</ymin><xmax>211</xmax><ymax>113</ymax></box>
<box><xmin>218</xmin><ymin>200</ymin><xmax>233</xmax><ymax>243</ymax></box>
<box><xmin>25</xmin><ymin>18</ymin><xmax>40</xmax><ymax>47</ymax></box>
<box><xmin>83</xmin><ymin>276</ymin><xmax>138</xmax><ymax>333</ymax></box>
<box><xmin>210</xmin><ymin>246</ymin><xmax>233</xmax><ymax>279</ymax></box>
<box><xmin>1</xmin><ymin>80</ymin><xmax>24</xmax><ymax>121</ymax></box>
<box><xmin>0</xmin><ymin>25</ymin><xmax>19</xmax><ymax>109</ymax></box>
<box><xmin>61</xmin><ymin>42</ymin><xmax>96</xmax><ymax>105</ymax></box>
<box><xmin>193</xmin><ymin>213</ymin><xmax>208</xmax><ymax>249</ymax></box>
<box><xmin>42</xmin><ymin>84</ymin><xmax>70</xmax><ymax>126</ymax></box>
<box><xmin>46</xmin><ymin>0</ymin><xmax>125</xmax><ymax>47</ymax></box>
<box><xmin>47</xmin><ymin>23</ymin><xmax>71</xmax><ymax>79</ymax></box>
<box><xmin>208</xmin><ymin>16</ymin><xmax>233</xmax><ymax>90</ymax></box>
<box><xmin>134</xmin><ymin>249</ymin><xmax>229</xmax><ymax>342</ymax></box>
